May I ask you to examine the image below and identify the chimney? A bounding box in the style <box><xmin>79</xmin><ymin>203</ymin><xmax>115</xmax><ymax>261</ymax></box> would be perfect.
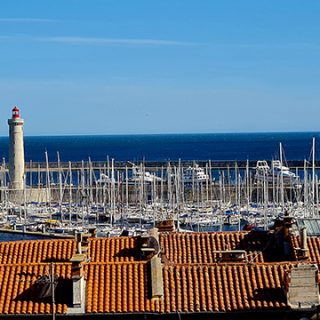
<box><xmin>68</xmin><ymin>232</ymin><xmax>90</xmax><ymax>314</ymax></box>
<box><xmin>155</xmin><ymin>219</ymin><xmax>175</xmax><ymax>232</ymax></box>
<box><xmin>283</xmin><ymin>215</ymin><xmax>295</xmax><ymax>237</ymax></box>
<box><xmin>300</xmin><ymin>227</ymin><xmax>309</xmax><ymax>256</ymax></box>
<box><xmin>75</xmin><ymin>231</ymin><xmax>91</xmax><ymax>256</ymax></box>
<box><xmin>75</xmin><ymin>232</ymin><xmax>82</xmax><ymax>254</ymax></box>
<box><xmin>285</xmin><ymin>264</ymin><xmax>319</xmax><ymax>309</ymax></box>
<box><xmin>88</xmin><ymin>227</ymin><xmax>97</xmax><ymax>238</ymax></box>
<box><xmin>140</xmin><ymin>228</ymin><xmax>164</xmax><ymax>299</ymax></box>
<box><xmin>150</xmin><ymin>256</ymin><xmax>164</xmax><ymax>298</ymax></box>
<box><xmin>141</xmin><ymin>228</ymin><xmax>160</xmax><ymax>259</ymax></box>
<box><xmin>68</xmin><ymin>253</ymin><xmax>86</xmax><ymax>313</ymax></box>
<box><xmin>294</xmin><ymin>227</ymin><xmax>309</xmax><ymax>260</ymax></box>
<box><xmin>81</xmin><ymin>233</ymin><xmax>90</xmax><ymax>255</ymax></box>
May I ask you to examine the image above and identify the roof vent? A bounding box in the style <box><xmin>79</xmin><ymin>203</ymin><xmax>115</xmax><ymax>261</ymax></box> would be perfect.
<box><xmin>213</xmin><ymin>249</ymin><xmax>247</xmax><ymax>263</ymax></box>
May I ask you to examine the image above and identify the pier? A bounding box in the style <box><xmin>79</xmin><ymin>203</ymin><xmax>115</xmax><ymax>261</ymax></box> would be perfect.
<box><xmin>9</xmin><ymin>159</ymin><xmax>320</xmax><ymax>170</ymax></box>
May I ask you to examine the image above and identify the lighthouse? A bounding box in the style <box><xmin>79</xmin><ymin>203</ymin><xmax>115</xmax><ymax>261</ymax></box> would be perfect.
<box><xmin>8</xmin><ymin>106</ymin><xmax>25</xmax><ymax>190</ymax></box>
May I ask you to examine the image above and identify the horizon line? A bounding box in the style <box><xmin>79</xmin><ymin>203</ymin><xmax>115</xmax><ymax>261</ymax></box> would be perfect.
<box><xmin>0</xmin><ymin>131</ymin><xmax>319</xmax><ymax>139</ymax></box>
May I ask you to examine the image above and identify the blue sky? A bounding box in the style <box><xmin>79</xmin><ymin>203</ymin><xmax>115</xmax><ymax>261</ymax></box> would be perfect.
<box><xmin>0</xmin><ymin>0</ymin><xmax>320</xmax><ymax>135</ymax></box>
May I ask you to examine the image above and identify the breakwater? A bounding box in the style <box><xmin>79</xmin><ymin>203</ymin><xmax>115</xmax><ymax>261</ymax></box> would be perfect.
<box><xmin>0</xmin><ymin>159</ymin><xmax>314</xmax><ymax>206</ymax></box>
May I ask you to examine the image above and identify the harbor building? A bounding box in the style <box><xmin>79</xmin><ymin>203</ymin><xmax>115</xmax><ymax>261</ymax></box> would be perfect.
<box><xmin>8</xmin><ymin>106</ymin><xmax>25</xmax><ymax>191</ymax></box>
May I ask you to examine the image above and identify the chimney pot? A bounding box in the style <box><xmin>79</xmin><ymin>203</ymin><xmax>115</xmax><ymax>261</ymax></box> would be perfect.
<box><xmin>299</xmin><ymin>227</ymin><xmax>309</xmax><ymax>259</ymax></box>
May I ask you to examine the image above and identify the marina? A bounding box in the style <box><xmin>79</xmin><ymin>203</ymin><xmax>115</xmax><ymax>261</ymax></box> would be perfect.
<box><xmin>0</xmin><ymin>108</ymin><xmax>320</xmax><ymax>240</ymax></box>
<box><xmin>0</xmin><ymin>155</ymin><xmax>320</xmax><ymax>238</ymax></box>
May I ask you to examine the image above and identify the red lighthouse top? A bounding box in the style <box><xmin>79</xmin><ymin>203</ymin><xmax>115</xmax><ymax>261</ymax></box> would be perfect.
<box><xmin>12</xmin><ymin>106</ymin><xmax>20</xmax><ymax>119</ymax></box>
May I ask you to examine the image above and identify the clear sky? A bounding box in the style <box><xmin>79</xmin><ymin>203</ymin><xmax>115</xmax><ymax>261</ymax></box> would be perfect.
<box><xmin>0</xmin><ymin>0</ymin><xmax>319</xmax><ymax>136</ymax></box>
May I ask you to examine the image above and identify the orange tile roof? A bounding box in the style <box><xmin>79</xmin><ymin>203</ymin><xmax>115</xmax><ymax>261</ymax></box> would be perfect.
<box><xmin>0</xmin><ymin>231</ymin><xmax>316</xmax><ymax>316</ymax></box>
<box><xmin>85</xmin><ymin>262</ymin><xmax>292</xmax><ymax>314</ymax></box>
<box><xmin>86</xmin><ymin>262</ymin><xmax>156</xmax><ymax>313</ymax></box>
<box><xmin>89</xmin><ymin>237</ymin><xmax>142</xmax><ymax>263</ymax></box>
<box><xmin>159</xmin><ymin>231</ymin><xmax>265</xmax><ymax>264</ymax></box>
<box><xmin>0</xmin><ymin>232</ymin><xmax>278</xmax><ymax>266</ymax></box>
<box><xmin>291</xmin><ymin>235</ymin><xmax>320</xmax><ymax>265</ymax></box>
<box><xmin>307</xmin><ymin>237</ymin><xmax>320</xmax><ymax>264</ymax></box>
<box><xmin>0</xmin><ymin>239</ymin><xmax>76</xmax><ymax>264</ymax></box>
<box><xmin>0</xmin><ymin>263</ymin><xmax>71</xmax><ymax>315</ymax></box>
<box><xmin>162</xmin><ymin>263</ymin><xmax>291</xmax><ymax>313</ymax></box>
<box><xmin>0</xmin><ymin>236</ymin><xmax>143</xmax><ymax>265</ymax></box>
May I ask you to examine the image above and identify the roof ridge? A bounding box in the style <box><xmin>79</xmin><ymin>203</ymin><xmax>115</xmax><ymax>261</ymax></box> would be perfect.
<box><xmin>164</xmin><ymin>261</ymin><xmax>299</xmax><ymax>267</ymax></box>
<box><xmin>0</xmin><ymin>262</ymin><xmax>73</xmax><ymax>267</ymax></box>
<box><xmin>89</xmin><ymin>236</ymin><xmax>141</xmax><ymax>241</ymax></box>
<box><xmin>0</xmin><ymin>238</ymin><xmax>74</xmax><ymax>244</ymax></box>
<box><xmin>86</xmin><ymin>261</ymin><xmax>149</xmax><ymax>266</ymax></box>
<box><xmin>0</xmin><ymin>261</ymin><xmax>151</xmax><ymax>267</ymax></box>
<box><xmin>162</xmin><ymin>231</ymin><xmax>250</xmax><ymax>235</ymax></box>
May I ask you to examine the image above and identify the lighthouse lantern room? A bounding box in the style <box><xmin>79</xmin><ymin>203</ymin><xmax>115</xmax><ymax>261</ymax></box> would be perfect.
<box><xmin>12</xmin><ymin>106</ymin><xmax>20</xmax><ymax>119</ymax></box>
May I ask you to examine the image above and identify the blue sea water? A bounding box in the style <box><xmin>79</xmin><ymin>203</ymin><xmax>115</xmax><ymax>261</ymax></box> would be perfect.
<box><xmin>0</xmin><ymin>132</ymin><xmax>319</xmax><ymax>162</ymax></box>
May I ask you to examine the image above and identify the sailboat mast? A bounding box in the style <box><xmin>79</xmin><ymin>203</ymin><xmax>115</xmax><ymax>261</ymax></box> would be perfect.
<box><xmin>57</xmin><ymin>152</ymin><xmax>63</xmax><ymax>219</ymax></box>
<box><xmin>45</xmin><ymin>151</ymin><xmax>51</xmax><ymax>208</ymax></box>
<box><xmin>312</xmin><ymin>137</ymin><xmax>316</xmax><ymax>217</ymax></box>
<box><xmin>279</xmin><ymin>142</ymin><xmax>285</xmax><ymax>210</ymax></box>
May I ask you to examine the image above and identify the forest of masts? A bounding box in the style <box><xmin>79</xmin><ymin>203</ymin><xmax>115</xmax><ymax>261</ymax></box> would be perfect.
<box><xmin>0</xmin><ymin>148</ymin><xmax>319</xmax><ymax>219</ymax></box>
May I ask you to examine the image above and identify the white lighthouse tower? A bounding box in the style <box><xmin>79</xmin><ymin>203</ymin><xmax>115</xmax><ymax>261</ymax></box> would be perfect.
<box><xmin>8</xmin><ymin>106</ymin><xmax>25</xmax><ymax>190</ymax></box>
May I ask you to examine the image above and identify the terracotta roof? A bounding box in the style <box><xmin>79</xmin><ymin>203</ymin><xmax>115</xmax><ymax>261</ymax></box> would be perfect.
<box><xmin>0</xmin><ymin>263</ymin><xmax>71</xmax><ymax>315</ymax></box>
<box><xmin>162</xmin><ymin>263</ymin><xmax>291</xmax><ymax>313</ymax></box>
<box><xmin>0</xmin><ymin>231</ymin><xmax>286</xmax><ymax>266</ymax></box>
<box><xmin>291</xmin><ymin>235</ymin><xmax>320</xmax><ymax>265</ymax></box>
<box><xmin>307</xmin><ymin>237</ymin><xmax>320</xmax><ymax>264</ymax></box>
<box><xmin>86</xmin><ymin>262</ymin><xmax>158</xmax><ymax>313</ymax></box>
<box><xmin>89</xmin><ymin>237</ymin><xmax>142</xmax><ymax>263</ymax></box>
<box><xmin>0</xmin><ymin>239</ymin><xmax>76</xmax><ymax>264</ymax></box>
<box><xmin>159</xmin><ymin>232</ymin><xmax>266</xmax><ymax>264</ymax></box>
<box><xmin>85</xmin><ymin>262</ymin><xmax>291</xmax><ymax>314</ymax></box>
<box><xmin>0</xmin><ymin>231</ymin><xmax>316</xmax><ymax>316</ymax></box>
<box><xmin>0</xmin><ymin>236</ymin><xmax>144</xmax><ymax>265</ymax></box>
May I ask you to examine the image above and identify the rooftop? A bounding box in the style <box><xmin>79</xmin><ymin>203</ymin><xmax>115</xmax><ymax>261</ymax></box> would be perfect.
<box><xmin>0</xmin><ymin>225</ymin><xmax>318</xmax><ymax>318</ymax></box>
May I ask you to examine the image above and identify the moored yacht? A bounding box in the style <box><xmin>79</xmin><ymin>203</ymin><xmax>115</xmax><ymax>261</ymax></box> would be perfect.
<box><xmin>128</xmin><ymin>164</ymin><xmax>162</xmax><ymax>183</ymax></box>
<box><xmin>255</xmin><ymin>160</ymin><xmax>299</xmax><ymax>184</ymax></box>
<box><xmin>183</xmin><ymin>164</ymin><xmax>209</xmax><ymax>183</ymax></box>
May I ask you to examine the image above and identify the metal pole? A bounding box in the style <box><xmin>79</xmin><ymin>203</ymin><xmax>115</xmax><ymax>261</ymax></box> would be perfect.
<box><xmin>51</xmin><ymin>262</ymin><xmax>55</xmax><ymax>320</ymax></box>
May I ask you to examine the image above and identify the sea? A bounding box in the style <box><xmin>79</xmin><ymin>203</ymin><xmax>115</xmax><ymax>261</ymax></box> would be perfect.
<box><xmin>0</xmin><ymin>132</ymin><xmax>319</xmax><ymax>163</ymax></box>
<box><xmin>0</xmin><ymin>131</ymin><xmax>319</xmax><ymax>241</ymax></box>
